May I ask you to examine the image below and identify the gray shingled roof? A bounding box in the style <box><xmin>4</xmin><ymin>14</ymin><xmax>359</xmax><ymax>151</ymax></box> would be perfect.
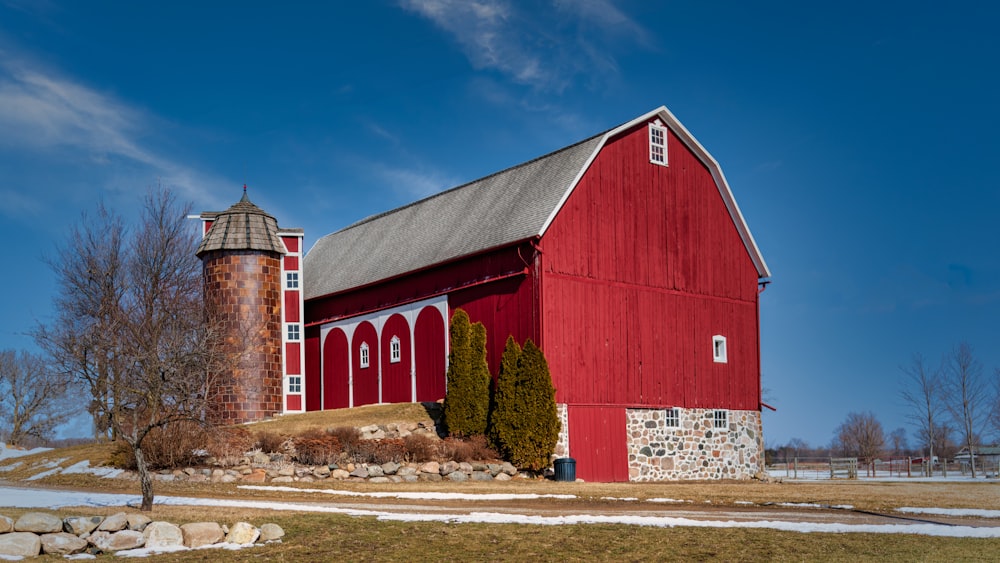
<box><xmin>304</xmin><ymin>133</ymin><xmax>605</xmax><ymax>300</ymax></box>
<box><xmin>196</xmin><ymin>192</ymin><xmax>287</xmax><ymax>256</ymax></box>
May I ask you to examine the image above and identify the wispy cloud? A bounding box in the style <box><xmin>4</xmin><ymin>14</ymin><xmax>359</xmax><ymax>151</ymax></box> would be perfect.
<box><xmin>372</xmin><ymin>162</ymin><xmax>457</xmax><ymax>200</ymax></box>
<box><xmin>0</xmin><ymin>54</ymin><xmax>230</xmax><ymax>212</ymax></box>
<box><xmin>399</xmin><ymin>0</ymin><xmax>649</xmax><ymax>93</ymax></box>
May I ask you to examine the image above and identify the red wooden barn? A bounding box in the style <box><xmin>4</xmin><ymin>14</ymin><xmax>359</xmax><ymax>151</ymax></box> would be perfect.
<box><xmin>300</xmin><ymin>106</ymin><xmax>771</xmax><ymax>482</ymax></box>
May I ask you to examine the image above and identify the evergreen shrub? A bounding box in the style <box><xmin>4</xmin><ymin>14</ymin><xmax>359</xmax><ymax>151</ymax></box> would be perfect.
<box><xmin>491</xmin><ymin>338</ymin><xmax>560</xmax><ymax>471</ymax></box>
<box><xmin>443</xmin><ymin>309</ymin><xmax>490</xmax><ymax>437</ymax></box>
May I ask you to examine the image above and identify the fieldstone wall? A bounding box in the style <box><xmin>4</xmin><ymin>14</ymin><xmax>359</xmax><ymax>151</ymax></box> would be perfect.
<box><xmin>626</xmin><ymin>408</ymin><xmax>762</xmax><ymax>481</ymax></box>
<box><xmin>553</xmin><ymin>404</ymin><xmax>569</xmax><ymax>458</ymax></box>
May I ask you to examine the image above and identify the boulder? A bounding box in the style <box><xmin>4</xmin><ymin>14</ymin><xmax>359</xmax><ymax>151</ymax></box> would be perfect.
<box><xmin>397</xmin><ymin>466</ymin><xmax>418</xmax><ymax>476</ymax></box>
<box><xmin>500</xmin><ymin>462</ymin><xmax>518</xmax><ymax>475</ymax></box>
<box><xmin>271</xmin><ymin>476</ymin><xmax>294</xmax><ymax>483</ymax></box>
<box><xmin>64</xmin><ymin>515</ymin><xmax>103</xmax><ymax>535</ymax></box>
<box><xmin>225</xmin><ymin>522</ymin><xmax>260</xmax><ymax>545</ymax></box>
<box><xmin>366</xmin><ymin>464</ymin><xmax>384</xmax><ymax>477</ymax></box>
<box><xmin>381</xmin><ymin>461</ymin><xmax>401</xmax><ymax>475</ymax></box>
<box><xmin>312</xmin><ymin>465</ymin><xmax>331</xmax><ymax>478</ymax></box>
<box><xmin>419</xmin><ymin>461</ymin><xmax>440</xmax><ymax>474</ymax></box>
<box><xmin>97</xmin><ymin>512</ymin><xmax>129</xmax><ymax>532</ymax></box>
<box><xmin>458</xmin><ymin>462</ymin><xmax>474</xmax><ymax>474</ymax></box>
<box><xmin>88</xmin><ymin>530</ymin><xmax>145</xmax><ymax>552</ymax></box>
<box><xmin>181</xmin><ymin>522</ymin><xmax>225</xmax><ymax>548</ymax></box>
<box><xmin>330</xmin><ymin>469</ymin><xmax>351</xmax><ymax>479</ymax></box>
<box><xmin>471</xmin><ymin>471</ymin><xmax>493</xmax><ymax>481</ymax></box>
<box><xmin>277</xmin><ymin>465</ymin><xmax>295</xmax><ymax>477</ymax></box>
<box><xmin>350</xmin><ymin>465</ymin><xmax>369</xmax><ymax>478</ymax></box>
<box><xmin>440</xmin><ymin>461</ymin><xmax>460</xmax><ymax>475</ymax></box>
<box><xmin>0</xmin><ymin>532</ymin><xmax>41</xmax><ymax>557</ymax></box>
<box><xmin>369</xmin><ymin>476</ymin><xmax>391</xmax><ymax>484</ymax></box>
<box><xmin>0</xmin><ymin>514</ymin><xmax>13</xmax><ymax>533</ymax></box>
<box><xmin>446</xmin><ymin>470</ymin><xmax>468</xmax><ymax>482</ymax></box>
<box><xmin>40</xmin><ymin>532</ymin><xmax>88</xmax><ymax>555</ymax></box>
<box><xmin>127</xmin><ymin>513</ymin><xmax>153</xmax><ymax>532</ymax></box>
<box><xmin>243</xmin><ymin>469</ymin><xmax>268</xmax><ymax>482</ymax></box>
<box><xmin>143</xmin><ymin>521</ymin><xmax>184</xmax><ymax>548</ymax></box>
<box><xmin>494</xmin><ymin>472</ymin><xmax>512</xmax><ymax>481</ymax></box>
<box><xmin>14</xmin><ymin>512</ymin><xmax>63</xmax><ymax>533</ymax></box>
<box><xmin>259</xmin><ymin>523</ymin><xmax>285</xmax><ymax>542</ymax></box>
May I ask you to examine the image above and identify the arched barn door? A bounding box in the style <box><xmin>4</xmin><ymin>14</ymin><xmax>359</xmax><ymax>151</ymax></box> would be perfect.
<box><xmin>414</xmin><ymin>306</ymin><xmax>446</xmax><ymax>402</ymax></box>
<box><xmin>381</xmin><ymin>313</ymin><xmax>412</xmax><ymax>403</ymax></box>
<box><xmin>322</xmin><ymin>328</ymin><xmax>349</xmax><ymax>410</ymax></box>
<box><xmin>352</xmin><ymin>321</ymin><xmax>379</xmax><ymax>407</ymax></box>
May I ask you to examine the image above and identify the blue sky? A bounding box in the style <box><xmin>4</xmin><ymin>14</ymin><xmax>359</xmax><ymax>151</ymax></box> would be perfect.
<box><xmin>1</xmin><ymin>1</ymin><xmax>998</xmax><ymax>449</ymax></box>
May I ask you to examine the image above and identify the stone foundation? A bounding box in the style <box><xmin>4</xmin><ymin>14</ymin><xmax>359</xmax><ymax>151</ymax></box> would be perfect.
<box><xmin>554</xmin><ymin>404</ymin><xmax>569</xmax><ymax>458</ymax></box>
<box><xmin>625</xmin><ymin>408</ymin><xmax>762</xmax><ymax>481</ymax></box>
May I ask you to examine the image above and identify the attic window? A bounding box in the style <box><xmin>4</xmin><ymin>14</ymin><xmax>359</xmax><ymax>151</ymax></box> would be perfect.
<box><xmin>714</xmin><ymin>410</ymin><xmax>728</xmax><ymax>429</ymax></box>
<box><xmin>665</xmin><ymin>407</ymin><xmax>679</xmax><ymax>428</ymax></box>
<box><xmin>713</xmin><ymin>335</ymin><xmax>727</xmax><ymax>363</ymax></box>
<box><xmin>649</xmin><ymin>122</ymin><xmax>667</xmax><ymax>166</ymax></box>
<box><xmin>390</xmin><ymin>335</ymin><xmax>401</xmax><ymax>363</ymax></box>
<box><xmin>360</xmin><ymin>342</ymin><xmax>370</xmax><ymax>368</ymax></box>
<box><xmin>287</xmin><ymin>324</ymin><xmax>300</xmax><ymax>342</ymax></box>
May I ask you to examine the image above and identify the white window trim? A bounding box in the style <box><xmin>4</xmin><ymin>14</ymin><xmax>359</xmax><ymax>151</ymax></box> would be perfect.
<box><xmin>359</xmin><ymin>341</ymin><xmax>370</xmax><ymax>369</ymax></box>
<box><xmin>713</xmin><ymin>335</ymin><xmax>727</xmax><ymax>363</ymax></box>
<box><xmin>288</xmin><ymin>375</ymin><xmax>302</xmax><ymax>394</ymax></box>
<box><xmin>285</xmin><ymin>271</ymin><xmax>299</xmax><ymax>289</ymax></box>
<box><xmin>664</xmin><ymin>407</ymin><xmax>679</xmax><ymax>428</ymax></box>
<box><xmin>286</xmin><ymin>323</ymin><xmax>300</xmax><ymax>342</ymax></box>
<box><xmin>649</xmin><ymin>122</ymin><xmax>668</xmax><ymax>166</ymax></box>
<box><xmin>390</xmin><ymin>335</ymin><xmax>401</xmax><ymax>363</ymax></box>
<box><xmin>714</xmin><ymin>409</ymin><xmax>728</xmax><ymax>429</ymax></box>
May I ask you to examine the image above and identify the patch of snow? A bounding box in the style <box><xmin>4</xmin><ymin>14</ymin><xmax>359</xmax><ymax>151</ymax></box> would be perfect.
<box><xmin>26</xmin><ymin>468</ymin><xmax>62</xmax><ymax>481</ymax></box>
<box><xmin>776</xmin><ymin>503</ymin><xmax>854</xmax><ymax>510</ymax></box>
<box><xmin>65</xmin><ymin>555</ymin><xmax>97</xmax><ymax>560</ymax></box>
<box><xmin>646</xmin><ymin>498</ymin><xmax>688</xmax><ymax>504</ymax></box>
<box><xmin>0</xmin><ymin>461</ymin><xmax>23</xmax><ymax>472</ymax></box>
<box><xmin>600</xmin><ymin>497</ymin><xmax>638</xmax><ymax>502</ymax></box>
<box><xmin>0</xmin><ymin>443</ymin><xmax>52</xmax><ymax>461</ymax></box>
<box><xmin>897</xmin><ymin>507</ymin><xmax>1000</xmax><ymax>518</ymax></box>
<box><xmin>734</xmin><ymin>501</ymin><xmax>755</xmax><ymax>505</ymax></box>
<box><xmin>62</xmin><ymin>460</ymin><xmax>124</xmax><ymax>478</ymax></box>
<box><xmin>238</xmin><ymin>485</ymin><xmax>576</xmax><ymax>501</ymax></box>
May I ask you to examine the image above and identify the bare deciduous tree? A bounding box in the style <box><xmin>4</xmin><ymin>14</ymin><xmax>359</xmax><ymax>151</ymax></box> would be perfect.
<box><xmin>943</xmin><ymin>343</ymin><xmax>987</xmax><ymax>477</ymax></box>
<box><xmin>36</xmin><ymin>188</ymin><xmax>231</xmax><ymax>510</ymax></box>
<box><xmin>835</xmin><ymin>411</ymin><xmax>885</xmax><ymax>463</ymax></box>
<box><xmin>899</xmin><ymin>353</ymin><xmax>942</xmax><ymax>475</ymax></box>
<box><xmin>0</xmin><ymin>349</ymin><xmax>78</xmax><ymax>446</ymax></box>
<box><xmin>888</xmin><ymin>427</ymin><xmax>908</xmax><ymax>456</ymax></box>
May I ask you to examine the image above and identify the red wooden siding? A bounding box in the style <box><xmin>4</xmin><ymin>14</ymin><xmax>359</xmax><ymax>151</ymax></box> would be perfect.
<box><xmin>381</xmin><ymin>313</ymin><xmax>412</xmax><ymax>403</ymax></box>
<box><xmin>567</xmin><ymin>406</ymin><xmax>629</xmax><ymax>482</ymax></box>
<box><xmin>284</xmin><ymin>256</ymin><xmax>299</xmax><ymax>270</ymax></box>
<box><xmin>286</xmin><ymin>394</ymin><xmax>301</xmax><ymax>411</ymax></box>
<box><xmin>284</xmin><ymin>290</ymin><xmax>300</xmax><ymax>322</ymax></box>
<box><xmin>414</xmin><ymin>306</ymin><xmax>446</xmax><ymax>401</ymax></box>
<box><xmin>305</xmin><ymin>327</ymin><xmax>321</xmax><ymax>411</ymax></box>
<box><xmin>282</xmin><ymin>236</ymin><xmax>299</xmax><ymax>253</ymax></box>
<box><xmin>285</xmin><ymin>342</ymin><xmax>301</xmax><ymax>374</ymax></box>
<box><xmin>449</xmin><ymin>275</ymin><xmax>539</xmax><ymax>377</ymax></box>
<box><xmin>322</xmin><ymin>327</ymin><xmax>349</xmax><ymax>409</ymax></box>
<box><xmin>540</xmin><ymin>122</ymin><xmax>761</xmax><ymax>409</ymax></box>
<box><xmin>352</xmin><ymin>321</ymin><xmax>379</xmax><ymax>406</ymax></box>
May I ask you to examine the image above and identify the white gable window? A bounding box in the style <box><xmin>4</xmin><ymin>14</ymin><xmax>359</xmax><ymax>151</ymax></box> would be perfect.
<box><xmin>713</xmin><ymin>335</ymin><xmax>727</xmax><ymax>363</ymax></box>
<box><xmin>665</xmin><ymin>407</ymin><xmax>679</xmax><ymax>428</ymax></box>
<box><xmin>390</xmin><ymin>335</ymin><xmax>401</xmax><ymax>363</ymax></box>
<box><xmin>649</xmin><ymin>122</ymin><xmax>667</xmax><ymax>166</ymax></box>
<box><xmin>286</xmin><ymin>272</ymin><xmax>299</xmax><ymax>289</ymax></box>
<box><xmin>287</xmin><ymin>324</ymin><xmax>300</xmax><ymax>342</ymax></box>
<box><xmin>714</xmin><ymin>410</ymin><xmax>728</xmax><ymax>429</ymax></box>
<box><xmin>360</xmin><ymin>342</ymin><xmax>370</xmax><ymax>368</ymax></box>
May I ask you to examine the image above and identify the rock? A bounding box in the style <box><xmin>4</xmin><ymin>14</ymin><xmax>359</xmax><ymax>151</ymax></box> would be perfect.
<box><xmin>458</xmin><ymin>462</ymin><xmax>474</xmax><ymax>474</ymax></box>
<box><xmin>0</xmin><ymin>532</ymin><xmax>41</xmax><ymax>557</ymax></box>
<box><xmin>183</xmin><ymin>467</ymin><xmax>197</xmax><ymax>475</ymax></box>
<box><xmin>225</xmin><ymin>522</ymin><xmax>260</xmax><ymax>545</ymax></box>
<box><xmin>14</xmin><ymin>512</ymin><xmax>63</xmax><ymax>533</ymax></box>
<box><xmin>299</xmin><ymin>475</ymin><xmax>315</xmax><ymax>482</ymax></box>
<box><xmin>487</xmin><ymin>463</ymin><xmax>502</xmax><ymax>476</ymax></box>
<box><xmin>446</xmin><ymin>470</ymin><xmax>468</xmax><ymax>482</ymax></box>
<box><xmin>330</xmin><ymin>469</ymin><xmax>350</xmax><ymax>479</ymax></box>
<box><xmin>419</xmin><ymin>461</ymin><xmax>440</xmax><ymax>474</ymax></box>
<box><xmin>181</xmin><ymin>522</ymin><xmax>225</xmax><ymax>548</ymax></box>
<box><xmin>397</xmin><ymin>466</ymin><xmax>418</xmax><ymax>477</ymax></box>
<box><xmin>219</xmin><ymin>473</ymin><xmax>238</xmax><ymax>483</ymax></box>
<box><xmin>359</xmin><ymin>424</ymin><xmax>379</xmax><ymax>434</ymax></box>
<box><xmin>40</xmin><ymin>532</ymin><xmax>88</xmax><ymax>555</ymax></box>
<box><xmin>381</xmin><ymin>461</ymin><xmax>401</xmax><ymax>475</ymax></box>
<box><xmin>312</xmin><ymin>465</ymin><xmax>331</xmax><ymax>478</ymax></box>
<box><xmin>500</xmin><ymin>462</ymin><xmax>517</xmax><ymax>475</ymax></box>
<box><xmin>154</xmin><ymin>473</ymin><xmax>175</xmax><ymax>481</ymax></box>
<box><xmin>472</xmin><ymin>462</ymin><xmax>489</xmax><ymax>472</ymax></box>
<box><xmin>369</xmin><ymin>476</ymin><xmax>391</xmax><ymax>484</ymax></box>
<box><xmin>64</xmin><ymin>515</ymin><xmax>103</xmax><ymax>535</ymax></box>
<box><xmin>0</xmin><ymin>515</ymin><xmax>12</xmax><ymax>533</ymax></box>
<box><xmin>422</xmin><ymin>473</ymin><xmax>442</xmax><ymax>482</ymax></box>
<box><xmin>401</xmin><ymin>474</ymin><xmax>420</xmax><ymax>483</ymax></box>
<box><xmin>367</xmin><ymin>464</ymin><xmax>384</xmax><ymax>477</ymax></box>
<box><xmin>143</xmin><ymin>521</ymin><xmax>184</xmax><ymax>548</ymax></box>
<box><xmin>187</xmin><ymin>473</ymin><xmax>208</xmax><ymax>482</ymax></box>
<box><xmin>440</xmin><ymin>461</ymin><xmax>460</xmax><ymax>475</ymax></box>
<box><xmin>277</xmin><ymin>465</ymin><xmax>295</xmax><ymax>477</ymax></box>
<box><xmin>471</xmin><ymin>471</ymin><xmax>493</xmax><ymax>481</ymax></box>
<box><xmin>89</xmin><ymin>530</ymin><xmax>145</xmax><ymax>552</ymax></box>
<box><xmin>97</xmin><ymin>512</ymin><xmax>128</xmax><ymax>532</ymax></box>
<box><xmin>494</xmin><ymin>472</ymin><xmax>512</xmax><ymax>481</ymax></box>
<box><xmin>271</xmin><ymin>476</ymin><xmax>294</xmax><ymax>483</ymax></box>
<box><xmin>259</xmin><ymin>523</ymin><xmax>285</xmax><ymax>542</ymax></box>
<box><xmin>350</xmin><ymin>465</ymin><xmax>369</xmax><ymax>478</ymax></box>
<box><xmin>243</xmin><ymin>468</ymin><xmax>268</xmax><ymax>482</ymax></box>
<box><xmin>127</xmin><ymin>513</ymin><xmax>152</xmax><ymax>532</ymax></box>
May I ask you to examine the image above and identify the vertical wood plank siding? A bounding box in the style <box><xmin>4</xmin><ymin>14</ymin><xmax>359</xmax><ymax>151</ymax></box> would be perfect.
<box><xmin>541</xmin><ymin>122</ymin><xmax>761</xmax><ymax>410</ymax></box>
<box><xmin>567</xmin><ymin>406</ymin><xmax>629</xmax><ymax>482</ymax></box>
<box><xmin>305</xmin><ymin>326</ymin><xmax>321</xmax><ymax>411</ymax></box>
<box><xmin>380</xmin><ymin>313</ymin><xmax>412</xmax><ymax>403</ymax></box>
<box><xmin>414</xmin><ymin>307</ymin><xmax>447</xmax><ymax>401</ymax></box>
<box><xmin>352</xmin><ymin>321</ymin><xmax>379</xmax><ymax>406</ymax></box>
<box><xmin>321</xmin><ymin>327</ymin><xmax>349</xmax><ymax>409</ymax></box>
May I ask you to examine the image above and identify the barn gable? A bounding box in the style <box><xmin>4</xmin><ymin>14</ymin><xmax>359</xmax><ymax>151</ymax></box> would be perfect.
<box><xmin>304</xmin><ymin>107</ymin><xmax>768</xmax><ymax>303</ymax></box>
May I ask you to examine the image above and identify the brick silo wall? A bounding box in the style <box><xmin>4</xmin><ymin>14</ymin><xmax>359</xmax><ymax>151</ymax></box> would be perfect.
<box><xmin>201</xmin><ymin>250</ymin><xmax>283</xmax><ymax>424</ymax></box>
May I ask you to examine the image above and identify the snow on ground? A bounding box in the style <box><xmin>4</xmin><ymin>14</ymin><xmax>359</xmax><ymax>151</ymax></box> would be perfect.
<box><xmin>897</xmin><ymin>507</ymin><xmax>1000</xmax><ymax>519</ymax></box>
<box><xmin>767</xmin><ymin>468</ymin><xmax>994</xmax><ymax>483</ymax></box>
<box><xmin>61</xmin><ymin>459</ymin><xmax>124</xmax><ymax>478</ymax></box>
<box><xmin>239</xmin><ymin>485</ymin><xmax>575</xmax><ymax>501</ymax></box>
<box><xmin>0</xmin><ymin>443</ymin><xmax>51</xmax><ymax>461</ymax></box>
<box><xmin>1</xmin><ymin>485</ymin><xmax>998</xmax><ymax>538</ymax></box>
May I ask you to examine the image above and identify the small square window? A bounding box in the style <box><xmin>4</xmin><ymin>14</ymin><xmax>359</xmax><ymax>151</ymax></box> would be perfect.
<box><xmin>713</xmin><ymin>410</ymin><xmax>728</xmax><ymax>429</ymax></box>
<box><xmin>649</xmin><ymin>123</ymin><xmax>668</xmax><ymax>166</ymax></box>
<box><xmin>288</xmin><ymin>376</ymin><xmax>301</xmax><ymax>394</ymax></box>
<box><xmin>360</xmin><ymin>342</ymin><xmax>370</xmax><ymax>368</ymax></box>
<box><xmin>713</xmin><ymin>335</ymin><xmax>727</xmax><ymax>363</ymax></box>
<box><xmin>287</xmin><ymin>324</ymin><xmax>300</xmax><ymax>341</ymax></box>
<box><xmin>390</xmin><ymin>335</ymin><xmax>401</xmax><ymax>363</ymax></box>
<box><xmin>664</xmin><ymin>407</ymin><xmax>679</xmax><ymax>428</ymax></box>
<box><xmin>285</xmin><ymin>272</ymin><xmax>299</xmax><ymax>289</ymax></box>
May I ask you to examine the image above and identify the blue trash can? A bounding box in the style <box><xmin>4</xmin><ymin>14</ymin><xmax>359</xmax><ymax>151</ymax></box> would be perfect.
<box><xmin>553</xmin><ymin>457</ymin><xmax>576</xmax><ymax>482</ymax></box>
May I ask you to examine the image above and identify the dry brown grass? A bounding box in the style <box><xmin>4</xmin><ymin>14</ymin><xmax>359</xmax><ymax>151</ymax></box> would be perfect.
<box><xmin>247</xmin><ymin>402</ymin><xmax>439</xmax><ymax>436</ymax></box>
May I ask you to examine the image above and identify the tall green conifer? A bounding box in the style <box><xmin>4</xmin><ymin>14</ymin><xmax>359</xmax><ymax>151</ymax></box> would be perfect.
<box><xmin>492</xmin><ymin>337</ymin><xmax>560</xmax><ymax>471</ymax></box>
<box><xmin>443</xmin><ymin>309</ymin><xmax>490</xmax><ymax>436</ymax></box>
